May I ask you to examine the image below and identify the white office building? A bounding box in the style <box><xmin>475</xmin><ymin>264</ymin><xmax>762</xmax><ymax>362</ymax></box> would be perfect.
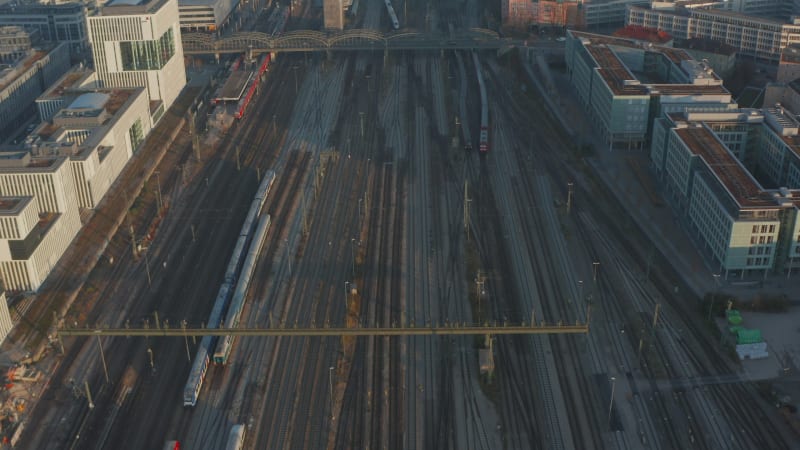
<box><xmin>650</xmin><ymin>109</ymin><xmax>800</xmax><ymax>277</ymax></box>
<box><xmin>87</xmin><ymin>0</ymin><xmax>186</xmax><ymax>120</ymax></box>
<box><xmin>33</xmin><ymin>70</ymin><xmax>153</xmax><ymax>208</ymax></box>
<box><xmin>0</xmin><ymin>154</ymin><xmax>81</xmax><ymax>292</ymax></box>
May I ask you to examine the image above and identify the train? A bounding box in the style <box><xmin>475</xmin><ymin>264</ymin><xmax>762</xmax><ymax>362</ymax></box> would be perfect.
<box><xmin>473</xmin><ymin>52</ymin><xmax>489</xmax><ymax>153</ymax></box>
<box><xmin>163</xmin><ymin>441</ymin><xmax>180</xmax><ymax>450</ymax></box>
<box><xmin>234</xmin><ymin>54</ymin><xmax>271</xmax><ymax>120</ymax></box>
<box><xmin>183</xmin><ymin>170</ymin><xmax>277</xmax><ymax>407</ymax></box>
<box><xmin>213</xmin><ymin>213</ymin><xmax>272</xmax><ymax>364</ymax></box>
<box><xmin>384</xmin><ymin>0</ymin><xmax>400</xmax><ymax>30</ymax></box>
<box><xmin>225</xmin><ymin>424</ymin><xmax>246</xmax><ymax>450</ymax></box>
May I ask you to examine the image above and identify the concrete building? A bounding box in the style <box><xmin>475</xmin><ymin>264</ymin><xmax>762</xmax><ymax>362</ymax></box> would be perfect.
<box><xmin>626</xmin><ymin>2</ymin><xmax>800</xmax><ymax>61</ymax></box>
<box><xmin>679</xmin><ymin>38</ymin><xmax>737</xmax><ymax>79</ymax></box>
<box><xmin>0</xmin><ymin>42</ymin><xmax>70</xmax><ymax>140</ymax></box>
<box><xmin>0</xmin><ymin>3</ymin><xmax>88</xmax><ymax>56</ymax></box>
<box><xmin>582</xmin><ymin>0</ymin><xmax>650</xmax><ymax>28</ymax></box>
<box><xmin>324</xmin><ymin>0</ymin><xmax>343</xmax><ymax>30</ymax></box>
<box><xmin>763</xmin><ymin>78</ymin><xmax>800</xmax><ymax>114</ymax></box>
<box><xmin>0</xmin><ymin>27</ymin><xmax>40</xmax><ymax>64</ymax></box>
<box><xmin>32</xmin><ymin>77</ymin><xmax>152</xmax><ymax>208</ymax></box>
<box><xmin>0</xmin><ymin>292</ymin><xmax>12</xmax><ymax>345</ymax></box>
<box><xmin>0</xmin><ymin>154</ymin><xmax>81</xmax><ymax>291</ymax></box>
<box><xmin>565</xmin><ymin>30</ymin><xmax>734</xmax><ymax>149</ymax></box>
<box><xmin>650</xmin><ymin>108</ymin><xmax>800</xmax><ymax>277</ymax></box>
<box><xmin>87</xmin><ymin>0</ymin><xmax>186</xmax><ymax>118</ymax></box>
<box><xmin>178</xmin><ymin>0</ymin><xmax>239</xmax><ymax>31</ymax></box>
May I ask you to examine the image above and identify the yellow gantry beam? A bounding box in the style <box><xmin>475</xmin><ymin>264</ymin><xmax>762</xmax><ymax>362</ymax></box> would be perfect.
<box><xmin>57</xmin><ymin>324</ymin><xmax>589</xmax><ymax>337</ymax></box>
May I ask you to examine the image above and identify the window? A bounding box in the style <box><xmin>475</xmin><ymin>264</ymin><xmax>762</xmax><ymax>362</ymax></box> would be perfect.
<box><xmin>761</xmin><ymin>225</ymin><xmax>768</xmax><ymax>233</ymax></box>
<box><xmin>765</xmin><ymin>247</ymin><xmax>772</xmax><ymax>255</ymax></box>
<box><xmin>129</xmin><ymin>119</ymin><xmax>144</xmax><ymax>152</ymax></box>
<box><xmin>747</xmin><ymin>258</ymin><xmax>753</xmax><ymax>265</ymax></box>
<box><xmin>759</xmin><ymin>236</ymin><xmax>766</xmax><ymax>244</ymax></box>
<box><xmin>769</xmin><ymin>225</ymin><xmax>776</xmax><ymax>233</ymax></box>
<box><xmin>757</xmin><ymin>247</ymin><xmax>764</xmax><ymax>255</ymax></box>
<box><xmin>752</xmin><ymin>225</ymin><xmax>758</xmax><ymax>233</ymax></box>
<box><xmin>767</xmin><ymin>236</ymin><xmax>773</xmax><ymax>243</ymax></box>
<box><xmin>751</xmin><ymin>236</ymin><xmax>757</xmax><ymax>244</ymax></box>
<box><xmin>749</xmin><ymin>247</ymin><xmax>755</xmax><ymax>255</ymax></box>
<box><xmin>119</xmin><ymin>28</ymin><xmax>175</xmax><ymax>71</ymax></box>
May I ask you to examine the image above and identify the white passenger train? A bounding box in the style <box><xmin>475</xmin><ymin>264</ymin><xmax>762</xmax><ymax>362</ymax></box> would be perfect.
<box><xmin>183</xmin><ymin>170</ymin><xmax>276</xmax><ymax>407</ymax></box>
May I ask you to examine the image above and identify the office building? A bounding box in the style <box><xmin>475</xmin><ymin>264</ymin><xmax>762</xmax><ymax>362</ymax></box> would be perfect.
<box><xmin>178</xmin><ymin>0</ymin><xmax>239</xmax><ymax>31</ymax></box>
<box><xmin>0</xmin><ymin>154</ymin><xmax>81</xmax><ymax>292</ymax></box>
<box><xmin>650</xmin><ymin>108</ymin><xmax>800</xmax><ymax>277</ymax></box>
<box><xmin>0</xmin><ymin>3</ymin><xmax>88</xmax><ymax>56</ymax></box>
<box><xmin>0</xmin><ymin>42</ymin><xmax>70</xmax><ymax>140</ymax></box>
<box><xmin>626</xmin><ymin>2</ymin><xmax>800</xmax><ymax>61</ymax></box>
<box><xmin>33</xmin><ymin>69</ymin><xmax>152</xmax><ymax>208</ymax></box>
<box><xmin>87</xmin><ymin>0</ymin><xmax>186</xmax><ymax>118</ymax></box>
<box><xmin>565</xmin><ymin>30</ymin><xmax>734</xmax><ymax>149</ymax></box>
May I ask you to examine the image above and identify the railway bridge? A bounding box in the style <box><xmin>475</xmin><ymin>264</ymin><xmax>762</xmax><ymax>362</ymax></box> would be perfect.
<box><xmin>181</xmin><ymin>28</ymin><xmax>515</xmax><ymax>58</ymax></box>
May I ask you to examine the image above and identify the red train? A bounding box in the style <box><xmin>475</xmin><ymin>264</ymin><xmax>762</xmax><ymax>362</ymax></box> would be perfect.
<box><xmin>234</xmin><ymin>54</ymin><xmax>271</xmax><ymax>120</ymax></box>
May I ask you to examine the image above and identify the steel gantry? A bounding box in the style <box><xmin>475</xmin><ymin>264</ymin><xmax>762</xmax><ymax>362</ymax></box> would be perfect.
<box><xmin>181</xmin><ymin>28</ymin><xmax>509</xmax><ymax>55</ymax></box>
<box><xmin>57</xmin><ymin>322</ymin><xmax>588</xmax><ymax>337</ymax></box>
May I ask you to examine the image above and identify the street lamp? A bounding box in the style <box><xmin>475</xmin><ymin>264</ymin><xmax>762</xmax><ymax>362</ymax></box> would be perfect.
<box><xmin>329</xmin><ymin>366</ymin><xmax>335</xmax><ymax>420</ymax></box>
<box><xmin>154</xmin><ymin>171</ymin><xmax>163</xmax><ymax>211</ymax></box>
<box><xmin>592</xmin><ymin>261</ymin><xmax>599</xmax><ymax>283</ymax></box>
<box><xmin>578</xmin><ymin>280</ymin><xmax>583</xmax><ymax>303</ymax></box>
<box><xmin>608</xmin><ymin>376</ymin><xmax>616</xmax><ymax>429</ymax></box>
<box><xmin>707</xmin><ymin>273</ymin><xmax>721</xmax><ymax>322</ymax></box>
<box><xmin>350</xmin><ymin>238</ymin><xmax>356</xmax><ymax>276</ymax></box>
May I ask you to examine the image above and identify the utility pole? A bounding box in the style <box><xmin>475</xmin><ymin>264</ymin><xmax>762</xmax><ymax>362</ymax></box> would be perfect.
<box><xmin>329</xmin><ymin>366</ymin><xmax>335</xmax><ymax>420</ymax></box>
<box><xmin>96</xmin><ymin>335</ymin><xmax>109</xmax><ymax>383</ymax></box>
<box><xmin>608</xmin><ymin>376</ymin><xmax>616</xmax><ymax>429</ymax></box>
<box><xmin>154</xmin><ymin>171</ymin><xmax>163</xmax><ymax>212</ymax></box>
<box><xmin>566</xmin><ymin>182</ymin><xmax>574</xmax><ymax>214</ymax></box>
<box><xmin>463</xmin><ymin>180</ymin><xmax>470</xmax><ymax>233</ymax></box>
<box><xmin>85</xmin><ymin>381</ymin><xmax>94</xmax><ymax>409</ymax></box>
<box><xmin>182</xmin><ymin>320</ymin><xmax>191</xmax><ymax>362</ymax></box>
<box><xmin>235</xmin><ymin>145</ymin><xmax>241</xmax><ymax>171</ymax></box>
<box><xmin>359</xmin><ymin>111</ymin><xmax>365</xmax><ymax>138</ymax></box>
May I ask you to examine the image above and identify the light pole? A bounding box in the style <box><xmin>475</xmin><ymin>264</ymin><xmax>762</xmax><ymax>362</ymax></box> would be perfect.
<box><xmin>285</xmin><ymin>238</ymin><xmax>292</xmax><ymax>276</ymax></box>
<box><xmin>350</xmin><ymin>238</ymin><xmax>356</xmax><ymax>276</ymax></box>
<box><xmin>359</xmin><ymin>111</ymin><xmax>365</xmax><ymax>138</ymax></box>
<box><xmin>345</xmin><ymin>281</ymin><xmax>350</xmax><ymax>306</ymax></box>
<box><xmin>292</xmin><ymin>65</ymin><xmax>298</xmax><ymax>94</ymax></box>
<box><xmin>566</xmin><ymin>182</ymin><xmax>574</xmax><ymax>213</ymax></box>
<box><xmin>608</xmin><ymin>376</ymin><xmax>616</xmax><ymax>429</ymax></box>
<box><xmin>592</xmin><ymin>261</ymin><xmax>599</xmax><ymax>283</ymax></box>
<box><xmin>144</xmin><ymin>250</ymin><xmax>152</xmax><ymax>288</ymax></box>
<box><xmin>329</xmin><ymin>366</ymin><xmax>335</xmax><ymax>420</ymax></box>
<box><xmin>96</xmin><ymin>335</ymin><xmax>109</xmax><ymax>383</ymax></box>
<box><xmin>707</xmin><ymin>273</ymin><xmax>720</xmax><ymax>322</ymax></box>
<box><xmin>154</xmin><ymin>171</ymin><xmax>163</xmax><ymax>211</ymax></box>
<box><xmin>578</xmin><ymin>280</ymin><xmax>583</xmax><ymax>303</ymax></box>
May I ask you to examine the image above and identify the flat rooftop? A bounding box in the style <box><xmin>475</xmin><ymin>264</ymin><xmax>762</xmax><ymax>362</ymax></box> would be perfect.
<box><xmin>94</xmin><ymin>0</ymin><xmax>170</xmax><ymax>15</ymax></box>
<box><xmin>0</xmin><ymin>48</ymin><xmax>49</xmax><ymax>93</ymax></box>
<box><xmin>675</xmin><ymin>127</ymin><xmax>776</xmax><ymax>209</ymax></box>
<box><xmin>217</xmin><ymin>71</ymin><xmax>251</xmax><ymax>101</ymax></box>
<box><xmin>0</xmin><ymin>197</ymin><xmax>28</xmax><ymax>214</ymax></box>
<box><xmin>40</xmin><ymin>69</ymin><xmax>92</xmax><ymax>100</ymax></box>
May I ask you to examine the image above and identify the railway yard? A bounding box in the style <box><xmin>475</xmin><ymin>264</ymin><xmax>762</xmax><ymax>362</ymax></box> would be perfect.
<box><xmin>5</xmin><ymin>0</ymin><xmax>800</xmax><ymax>448</ymax></box>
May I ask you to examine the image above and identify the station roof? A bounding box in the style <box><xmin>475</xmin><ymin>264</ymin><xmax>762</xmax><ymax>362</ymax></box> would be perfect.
<box><xmin>217</xmin><ymin>71</ymin><xmax>252</xmax><ymax>101</ymax></box>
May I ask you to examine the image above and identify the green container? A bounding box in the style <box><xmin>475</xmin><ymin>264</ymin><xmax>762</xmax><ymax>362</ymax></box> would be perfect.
<box><xmin>737</xmin><ymin>329</ymin><xmax>763</xmax><ymax>345</ymax></box>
